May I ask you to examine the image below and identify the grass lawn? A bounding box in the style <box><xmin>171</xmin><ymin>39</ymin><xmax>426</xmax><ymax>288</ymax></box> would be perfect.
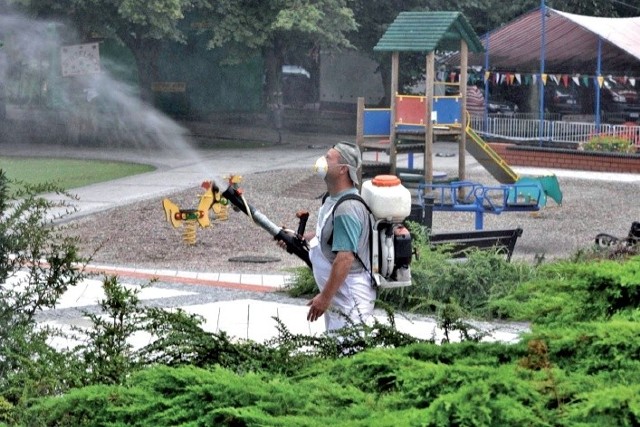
<box><xmin>0</xmin><ymin>157</ymin><xmax>155</xmax><ymax>190</ymax></box>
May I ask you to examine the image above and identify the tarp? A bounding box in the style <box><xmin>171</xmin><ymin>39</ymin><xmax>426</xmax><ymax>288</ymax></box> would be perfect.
<box><xmin>450</xmin><ymin>7</ymin><xmax>640</xmax><ymax>75</ymax></box>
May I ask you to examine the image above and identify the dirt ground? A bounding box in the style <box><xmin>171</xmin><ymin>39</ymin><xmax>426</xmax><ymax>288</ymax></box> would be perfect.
<box><xmin>63</xmin><ymin>166</ymin><xmax>640</xmax><ymax>275</ymax></box>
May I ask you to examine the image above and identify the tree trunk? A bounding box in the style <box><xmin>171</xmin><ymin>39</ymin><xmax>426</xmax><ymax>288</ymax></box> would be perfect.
<box><xmin>263</xmin><ymin>42</ymin><xmax>284</xmax><ymax>142</ymax></box>
<box><xmin>378</xmin><ymin>58</ymin><xmax>392</xmax><ymax>107</ymax></box>
<box><xmin>126</xmin><ymin>37</ymin><xmax>161</xmax><ymax>104</ymax></box>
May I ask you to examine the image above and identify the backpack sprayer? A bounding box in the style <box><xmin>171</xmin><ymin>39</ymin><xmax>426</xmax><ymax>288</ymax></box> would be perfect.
<box><xmin>359</xmin><ymin>175</ymin><xmax>413</xmax><ymax>288</ymax></box>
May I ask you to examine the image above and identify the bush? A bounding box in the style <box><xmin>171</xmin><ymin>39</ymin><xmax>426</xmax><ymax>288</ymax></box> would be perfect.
<box><xmin>581</xmin><ymin>135</ymin><xmax>636</xmax><ymax>153</ymax></box>
<box><xmin>489</xmin><ymin>256</ymin><xmax>640</xmax><ymax>327</ymax></box>
<box><xmin>0</xmin><ymin>170</ymin><xmax>87</xmax><ymax>414</ymax></box>
<box><xmin>380</xmin><ymin>225</ymin><xmax>537</xmax><ymax>318</ymax></box>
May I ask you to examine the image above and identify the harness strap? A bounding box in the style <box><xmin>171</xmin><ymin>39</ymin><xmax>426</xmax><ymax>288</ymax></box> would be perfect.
<box><xmin>326</xmin><ymin>193</ymin><xmax>376</xmax><ymax>287</ymax></box>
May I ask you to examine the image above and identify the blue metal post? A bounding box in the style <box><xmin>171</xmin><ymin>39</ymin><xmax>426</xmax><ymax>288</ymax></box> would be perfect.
<box><xmin>595</xmin><ymin>37</ymin><xmax>602</xmax><ymax>132</ymax></box>
<box><xmin>484</xmin><ymin>32</ymin><xmax>490</xmax><ymax>133</ymax></box>
<box><xmin>539</xmin><ymin>1</ymin><xmax>546</xmax><ymax>146</ymax></box>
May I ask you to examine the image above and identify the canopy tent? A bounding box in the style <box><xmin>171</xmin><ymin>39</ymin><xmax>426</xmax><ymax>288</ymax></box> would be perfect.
<box><xmin>445</xmin><ymin>7</ymin><xmax>640</xmax><ymax>134</ymax></box>
<box><xmin>452</xmin><ymin>7</ymin><xmax>640</xmax><ymax>75</ymax></box>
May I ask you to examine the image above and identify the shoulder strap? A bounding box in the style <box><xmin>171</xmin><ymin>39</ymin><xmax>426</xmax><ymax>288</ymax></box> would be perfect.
<box><xmin>328</xmin><ymin>193</ymin><xmax>376</xmax><ymax>286</ymax></box>
<box><xmin>331</xmin><ymin>193</ymin><xmax>371</xmax><ymax>216</ymax></box>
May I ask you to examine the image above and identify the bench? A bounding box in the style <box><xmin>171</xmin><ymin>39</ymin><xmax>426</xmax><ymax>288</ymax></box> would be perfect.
<box><xmin>595</xmin><ymin>221</ymin><xmax>640</xmax><ymax>247</ymax></box>
<box><xmin>428</xmin><ymin>228</ymin><xmax>524</xmax><ymax>262</ymax></box>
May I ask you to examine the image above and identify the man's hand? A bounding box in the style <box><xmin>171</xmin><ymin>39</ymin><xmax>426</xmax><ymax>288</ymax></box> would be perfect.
<box><xmin>307</xmin><ymin>293</ymin><xmax>331</xmax><ymax>322</ymax></box>
<box><xmin>275</xmin><ymin>230</ymin><xmax>314</xmax><ymax>251</ymax></box>
<box><xmin>275</xmin><ymin>229</ymin><xmax>295</xmax><ymax>251</ymax></box>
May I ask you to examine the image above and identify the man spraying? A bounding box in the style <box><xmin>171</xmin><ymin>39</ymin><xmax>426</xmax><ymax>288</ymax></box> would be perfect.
<box><xmin>301</xmin><ymin>141</ymin><xmax>375</xmax><ymax>332</ymax></box>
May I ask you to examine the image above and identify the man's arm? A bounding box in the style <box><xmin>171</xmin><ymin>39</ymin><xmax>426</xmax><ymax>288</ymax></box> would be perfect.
<box><xmin>306</xmin><ymin>251</ymin><xmax>354</xmax><ymax>322</ymax></box>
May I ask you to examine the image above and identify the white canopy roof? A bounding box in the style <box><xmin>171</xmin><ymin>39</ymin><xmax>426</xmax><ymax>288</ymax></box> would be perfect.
<box><xmin>452</xmin><ymin>7</ymin><xmax>640</xmax><ymax>75</ymax></box>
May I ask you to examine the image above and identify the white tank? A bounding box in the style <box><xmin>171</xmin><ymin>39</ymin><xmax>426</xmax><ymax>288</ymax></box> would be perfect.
<box><xmin>361</xmin><ymin>175</ymin><xmax>412</xmax><ymax>221</ymax></box>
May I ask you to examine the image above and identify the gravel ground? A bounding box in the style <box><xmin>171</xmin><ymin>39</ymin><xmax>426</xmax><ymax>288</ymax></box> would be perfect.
<box><xmin>62</xmin><ymin>166</ymin><xmax>640</xmax><ymax>274</ymax></box>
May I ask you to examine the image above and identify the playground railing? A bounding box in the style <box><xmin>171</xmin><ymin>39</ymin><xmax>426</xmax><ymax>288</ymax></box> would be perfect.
<box><xmin>470</xmin><ymin>115</ymin><xmax>640</xmax><ymax>147</ymax></box>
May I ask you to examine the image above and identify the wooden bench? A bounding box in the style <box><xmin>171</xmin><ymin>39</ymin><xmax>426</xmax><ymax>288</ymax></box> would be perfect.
<box><xmin>428</xmin><ymin>228</ymin><xmax>524</xmax><ymax>262</ymax></box>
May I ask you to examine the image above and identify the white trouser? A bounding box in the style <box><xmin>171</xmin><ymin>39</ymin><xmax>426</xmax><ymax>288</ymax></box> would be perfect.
<box><xmin>309</xmin><ymin>243</ymin><xmax>376</xmax><ymax>332</ymax></box>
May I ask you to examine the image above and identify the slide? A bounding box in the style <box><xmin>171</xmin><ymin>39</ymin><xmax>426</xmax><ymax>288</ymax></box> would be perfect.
<box><xmin>465</xmin><ymin>126</ymin><xmax>518</xmax><ymax>184</ymax></box>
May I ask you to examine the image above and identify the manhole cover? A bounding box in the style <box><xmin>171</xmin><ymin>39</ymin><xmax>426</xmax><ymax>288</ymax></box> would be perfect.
<box><xmin>228</xmin><ymin>255</ymin><xmax>281</xmax><ymax>263</ymax></box>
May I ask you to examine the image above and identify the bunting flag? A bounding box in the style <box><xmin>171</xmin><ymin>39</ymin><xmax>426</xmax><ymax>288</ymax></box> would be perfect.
<box><xmin>446</xmin><ymin>69</ymin><xmax>637</xmax><ymax>88</ymax></box>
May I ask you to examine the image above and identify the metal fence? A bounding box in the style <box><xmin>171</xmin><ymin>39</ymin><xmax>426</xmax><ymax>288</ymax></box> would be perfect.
<box><xmin>470</xmin><ymin>115</ymin><xmax>640</xmax><ymax>147</ymax></box>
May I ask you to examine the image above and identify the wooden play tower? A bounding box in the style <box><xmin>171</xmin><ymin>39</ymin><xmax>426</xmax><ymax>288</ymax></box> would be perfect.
<box><xmin>356</xmin><ymin>11</ymin><xmax>486</xmax><ymax>185</ymax></box>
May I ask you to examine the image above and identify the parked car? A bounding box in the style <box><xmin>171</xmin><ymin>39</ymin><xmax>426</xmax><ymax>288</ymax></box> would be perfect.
<box><xmin>282</xmin><ymin>65</ymin><xmax>314</xmax><ymax>108</ymax></box>
<box><xmin>487</xmin><ymin>97</ymin><xmax>519</xmax><ymax>116</ymax></box>
<box><xmin>601</xmin><ymin>78</ymin><xmax>640</xmax><ymax>122</ymax></box>
<box><xmin>545</xmin><ymin>84</ymin><xmax>581</xmax><ymax>115</ymax></box>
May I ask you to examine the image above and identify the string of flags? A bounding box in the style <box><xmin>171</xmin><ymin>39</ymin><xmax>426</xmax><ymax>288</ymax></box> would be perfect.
<box><xmin>447</xmin><ymin>71</ymin><xmax>637</xmax><ymax>88</ymax></box>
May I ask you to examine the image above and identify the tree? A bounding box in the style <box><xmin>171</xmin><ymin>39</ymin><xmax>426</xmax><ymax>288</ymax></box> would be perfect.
<box><xmin>347</xmin><ymin>0</ymin><xmax>635</xmax><ymax>103</ymax></box>
<box><xmin>4</xmin><ymin>0</ymin><xmax>210</xmax><ymax>102</ymax></box>
<box><xmin>203</xmin><ymin>0</ymin><xmax>356</xmax><ymax>133</ymax></box>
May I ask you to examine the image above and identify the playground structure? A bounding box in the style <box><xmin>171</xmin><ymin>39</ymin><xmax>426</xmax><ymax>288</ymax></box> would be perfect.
<box><xmin>162</xmin><ymin>177</ymin><xmax>239</xmax><ymax>244</ymax></box>
<box><xmin>355</xmin><ymin>11</ymin><xmax>563</xmax><ymax>229</ymax></box>
<box><xmin>161</xmin><ymin>175</ymin><xmax>313</xmax><ymax>266</ymax></box>
<box><xmin>418</xmin><ymin>177</ymin><xmax>562</xmax><ymax>230</ymax></box>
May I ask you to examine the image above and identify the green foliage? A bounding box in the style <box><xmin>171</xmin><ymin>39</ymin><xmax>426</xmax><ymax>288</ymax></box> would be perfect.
<box><xmin>0</xmin><ymin>170</ymin><xmax>87</xmax><ymax>418</ymax></box>
<box><xmin>489</xmin><ymin>257</ymin><xmax>640</xmax><ymax>325</ymax></box>
<box><xmin>71</xmin><ymin>276</ymin><xmax>148</xmax><ymax>385</ymax></box>
<box><xmin>563</xmin><ymin>384</ymin><xmax>640</xmax><ymax>426</ymax></box>
<box><xmin>283</xmin><ymin>265</ymin><xmax>318</xmax><ymax>297</ymax></box>
<box><xmin>206</xmin><ymin>0</ymin><xmax>356</xmax><ymax>57</ymax></box>
<box><xmin>383</xmin><ymin>226</ymin><xmax>536</xmax><ymax>318</ymax></box>
<box><xmin>581</xmin><ymin>135</ymin><xmax>637</xmax><ymax>153</ymax></box>
<box><xmin>12</xmin><ymin>249</ymin><xmax>640</xmax><ymax>426</ymax></box>
<box><xmin>526</xmin><ymin>319</ymin><xmax>640</xmax><ymax>377</ymax></box>
<box><xmin>204</xmin><ymin>0</ymin><xmax>356</xmax><ymax>108</ymax></box>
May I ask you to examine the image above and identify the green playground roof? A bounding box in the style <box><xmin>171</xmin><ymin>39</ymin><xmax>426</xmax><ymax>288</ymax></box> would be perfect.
<box><xmin>374</xmin><ymin>11</ymin><xmax>484</xmax><ymax>53</ymax></box>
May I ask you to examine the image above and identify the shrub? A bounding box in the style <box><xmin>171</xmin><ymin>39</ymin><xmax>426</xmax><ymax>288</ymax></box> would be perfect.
<box><xmin>0</xmin><ymin>170</ymin><xmax>87</xmax><ymax>412</ymax></box>
<box><xmin>488</xmin><ymin>256</ymin><xmax>640</xmax><ymax>325</ymax></box>
<box><xmin>380</xmin><ymin>225</ymin><xmax>537</xmax><ymax>318</ymax></box>
<box><xmin>581</xmin><ymin>135</ymin><xmax>636</xmax><ymax>153</ymax></box>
